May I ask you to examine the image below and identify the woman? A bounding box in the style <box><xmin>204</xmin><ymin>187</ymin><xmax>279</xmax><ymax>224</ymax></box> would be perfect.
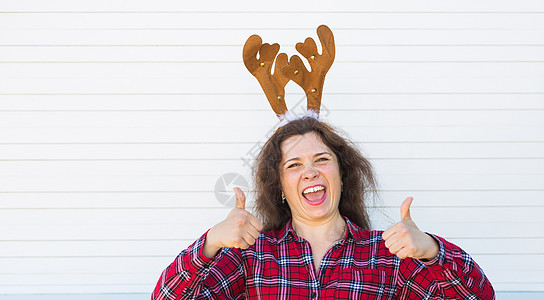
<box><xmin>151</xmin><ymin>117</ymin><xmax>495</xmax><ymax>299</ymax></box>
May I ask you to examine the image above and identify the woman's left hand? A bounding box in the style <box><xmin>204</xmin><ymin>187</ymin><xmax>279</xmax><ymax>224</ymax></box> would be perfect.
<box><xmin>382</xmin><ymin>197</ymin><xmax>439</xmax><ymax>260</ymax></box>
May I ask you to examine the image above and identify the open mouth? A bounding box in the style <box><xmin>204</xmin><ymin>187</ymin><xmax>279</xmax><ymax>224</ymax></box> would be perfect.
<box><xmin>302</xmin><ymin>185</ymin><xmax>327</xmax><ymax>206</ymax></box>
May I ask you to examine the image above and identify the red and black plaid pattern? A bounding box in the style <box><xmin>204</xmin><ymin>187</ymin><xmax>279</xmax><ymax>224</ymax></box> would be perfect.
<box><xmin>152</xmin><ymin>217</ymin><xmax>495</xmax><ymax>299</ymax></box>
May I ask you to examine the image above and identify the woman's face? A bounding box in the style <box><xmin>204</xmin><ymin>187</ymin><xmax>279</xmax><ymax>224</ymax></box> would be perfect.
<box><xmin>280</xmin><ymin>132</ymin><xmax>343</xmax><ymax>223</ymax></box>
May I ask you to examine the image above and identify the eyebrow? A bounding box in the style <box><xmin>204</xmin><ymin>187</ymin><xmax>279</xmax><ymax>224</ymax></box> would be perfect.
<box><xmin>283</xmin><ymin>151</ymin><xmax>332</xmax><ymax>166</ymax></box>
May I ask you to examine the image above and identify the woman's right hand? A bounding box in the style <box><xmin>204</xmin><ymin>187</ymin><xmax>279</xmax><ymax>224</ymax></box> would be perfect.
<box><xmin>203</xmin><ymin>187</ymin><xmax>264</xmax><ymax>258</ymax></box>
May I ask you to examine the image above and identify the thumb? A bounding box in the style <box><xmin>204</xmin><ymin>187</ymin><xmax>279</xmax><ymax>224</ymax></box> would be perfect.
<box><xmin>233</xmin><ymin>187</ymin><xmax>246</xmax><ymax>210</ymax></box>
<box><xmin>400</xmin><ymin>196</ymin><xmax>413</xmax><ymax>221</ymax></box>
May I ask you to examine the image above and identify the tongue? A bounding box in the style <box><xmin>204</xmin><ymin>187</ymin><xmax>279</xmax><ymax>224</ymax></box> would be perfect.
<box><xmin>304</xmin><ymin>189</ymin><xmax>325</xmax><ymax>201</ymax></box>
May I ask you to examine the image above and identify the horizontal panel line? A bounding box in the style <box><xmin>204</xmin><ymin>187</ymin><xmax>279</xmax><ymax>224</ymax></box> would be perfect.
<box><xmin>441</xmin><ymin>237</ymin><xmax>544</xmax><ymax>240</ymax></box>
<box><xmin>1</xmin><ymin>205</ymin><xmax>543</xmax><ymax>210</ymax></box>
<box><xmin>0</xmin><ymin>284</ymin><xmax>541</xmax><ymax>289</ymax></box>
<box><xmin>8</xmin><ymin>28</ymin><xmax>544</xmax><ymax>30</ymax></box>
<box><xmin>1</xmin><ymin>157</ymin><xmax>543</xmax><ymax>161</ymax></box>
<box><xmin>1</xmin><ymin>253</ymin><xmax>542</xmax><ymax>258</ymax></box>
<box><xmin>1</xmin><ymin>189</ymin><xmax>543</xmax><ymax>193</ymax></box>
<box><xmin>0</xmin><ymin>284</ymin><xmax>150</xmax><ymax>287</ymax></box>
<box><xmin>0</xmin><ymin>272</ymin><xmax>158</xmax><ymax>275</ymax></box>
<box><xmin>0</xmin><ymin>283</ymin><xmax>540</xmax><ymax>288</ymax></box>
<box><xmin>1</xmin><ymin>237</ymin><xmax>541</xmax><ymax>243</ymax></box>
<box><xmin>0</xmin><ymin>141</ymin><xmax>542</xmax><ymax>145</ymax></box>
<box><xmin>1</xmin><ymin>11</ymin><xmax>544</xmax><ymax>14</ymax></box>
<box><xmin>0</xmin><ymin>141</ymin><xmax>542</xmax><ymax>146</ymax></box>
<box><xmin>1</xmin><ymin>141</ymin><xmax>543</xmax><ymax>144</ymax></box>
<box><xmin>2</xmin><ymin>44</ymin><xmax>544</xmax><ymax>47</ymax></box>
<box><xmin>0</xmin><ymin>239</ymin><xmax>190</xmax><ymax>242</ymax></box>
<box><xmin>4</xmin><ymin>125</ymin><xmax>541</xmax><ymax>129</ymax></box>
<box><xmin>2</xmin><ymin>92</ymin><xmax>543</xmax><ymax>95</ymax></box>
<box><xmin>0</xmin><ymin>255</ymin><xmax>169</xmax><ymax>258</ymax></box>
<box><xmin>3</xmin><ymin>207</ymin><xmax>230</xmax><ymax>210</ymax></box>
<box><xmin>1</xmin><ymin>237</ymin><xmax>540</xmax><ymax>243</ymax></box>
<box><xmin>1</xmin><ymin>109</ymin><xmax>542</xmax><ymax>112</ymax></box>
<box><xmin>2</xmin><ymin>61</ymin><xmax>544</xmax><ymax>63</ymax></box>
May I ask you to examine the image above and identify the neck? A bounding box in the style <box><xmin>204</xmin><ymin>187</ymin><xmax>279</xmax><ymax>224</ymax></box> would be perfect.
<box><xmin>291</xmin><ymin>213</ymin><xmax>346</xmax><ymax>243</ymax></box>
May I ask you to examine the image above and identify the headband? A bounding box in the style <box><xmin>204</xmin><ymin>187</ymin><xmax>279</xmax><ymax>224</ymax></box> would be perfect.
<box><xmin>243</xmin><ymin>25</ymin><xmax>336</xmax><ymax>125</ymax></box>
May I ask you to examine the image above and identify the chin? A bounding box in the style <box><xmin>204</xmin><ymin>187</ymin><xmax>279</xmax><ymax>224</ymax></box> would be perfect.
<box><xmin>302</xmin><ymin>198</ymin><xmax>337</xmax><ymax>218</ymax></box>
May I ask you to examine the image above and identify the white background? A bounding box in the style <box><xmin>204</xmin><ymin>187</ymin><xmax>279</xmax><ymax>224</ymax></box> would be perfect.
<box><xmin>0</xmin><ymin>0</ymin><xmax>543</xmax><ymax>299</ymax></box>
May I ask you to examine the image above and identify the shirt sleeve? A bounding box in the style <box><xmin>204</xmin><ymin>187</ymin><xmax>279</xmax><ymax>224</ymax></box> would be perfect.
<box><xmin>395</xmin><ymin>234</ymin><xmax>495</xmax><ymax>299</ymax></box>
<box><xmin>151</xmin><ymin>230</ymin><xmax>246</xmax><ymax>300</ymax></box>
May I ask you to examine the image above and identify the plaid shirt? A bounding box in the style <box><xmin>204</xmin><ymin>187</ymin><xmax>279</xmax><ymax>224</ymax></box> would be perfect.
<box><xmin>152</xmin><ymin>217</ymin><xmax>495</xmax><ymax>299</ymax></box>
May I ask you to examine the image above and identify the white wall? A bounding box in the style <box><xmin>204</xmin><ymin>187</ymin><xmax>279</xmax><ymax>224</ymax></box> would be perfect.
<box><xmin>0</xmin><ymin>0</ymin><xmax>543</xmax><ymax>298</ymax></box>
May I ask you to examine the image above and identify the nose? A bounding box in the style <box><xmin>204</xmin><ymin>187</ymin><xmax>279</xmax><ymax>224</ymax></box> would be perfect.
<box><xmin>303</xmin><ymin>165</ymin><xmax>319</xmax><ymax>180</ymax></box>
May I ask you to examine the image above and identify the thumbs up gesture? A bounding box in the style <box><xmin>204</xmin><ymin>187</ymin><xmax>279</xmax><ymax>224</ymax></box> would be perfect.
<box><xmin>203</xmin><ymin>187</ymin><xmax>264</xmax><ymax>258</ymax></box>
<box><xmin>382</xmin><ymin>197</ymin><xmax>439</xmax><ymax>260</ymax></box>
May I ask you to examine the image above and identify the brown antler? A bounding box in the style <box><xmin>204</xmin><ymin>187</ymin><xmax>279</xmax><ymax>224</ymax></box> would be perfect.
<box><xmin>243</xmin><ymin>35</ymin><xmax>290</xmax><ymax>116</ymax></box>
<box><xmin>281</xmin><ymin>25</ymin><xmax>336</xmax><ymax>113</ymax></box>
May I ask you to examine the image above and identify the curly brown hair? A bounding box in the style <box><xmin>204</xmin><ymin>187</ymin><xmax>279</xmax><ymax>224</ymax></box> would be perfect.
<box><xmin>252</xmin><ymin>117</ymin><xmax>379</xmax><ymax>231</ymax></box>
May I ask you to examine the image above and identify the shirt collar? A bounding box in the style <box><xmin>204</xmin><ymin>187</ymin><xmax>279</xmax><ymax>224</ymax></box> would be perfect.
<box><xmin>344</xmin><ymin>217</ymin><xmax>364</xmax><ymax>240</ymax></box>
<box><xmin>276</xmin><ymin>219</ymin><xmax>299</xmax><ymax>243</ymax></box>
<box><xmin>276</xmin><ymin>216</ymin><xmax>362</xmax><ymax>244</ymax></box>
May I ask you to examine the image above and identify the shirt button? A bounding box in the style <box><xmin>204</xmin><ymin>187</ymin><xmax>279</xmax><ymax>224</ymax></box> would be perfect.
<box><xmin>333</xmin><ymin>245</ymin><xmax>340</xmax><ymax>251</ymax></box>
<box><xmin>311</xmin><ymin>291</ymin><xmax>317</xmax><ymax>298</ymax></box>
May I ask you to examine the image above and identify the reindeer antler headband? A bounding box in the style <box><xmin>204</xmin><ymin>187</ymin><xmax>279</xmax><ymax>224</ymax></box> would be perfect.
<box><xmin>243</xmin><ymin>25</ymin><xmax>335</xmax><ymax>124</ymax></box>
